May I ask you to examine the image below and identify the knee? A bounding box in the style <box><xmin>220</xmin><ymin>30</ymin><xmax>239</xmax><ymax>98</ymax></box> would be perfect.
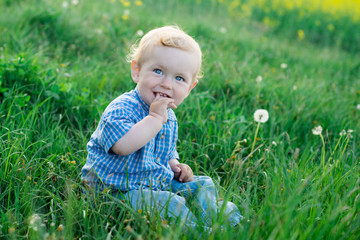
<box><xmin>198</xmin><ymin>176</ymin><xmax>215</xmax><ymax>188</ymax></box>
<box><xmin>168</xmin><ymin>193</ymin><xmax>186</xmax><ymax>206</ymax></box>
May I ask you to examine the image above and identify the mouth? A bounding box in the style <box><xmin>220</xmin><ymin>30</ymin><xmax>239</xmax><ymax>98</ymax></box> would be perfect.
<box><xmin>155</xmin><ymin>92</ymin><xmax>170</xmax><ymax>98</ymax></box>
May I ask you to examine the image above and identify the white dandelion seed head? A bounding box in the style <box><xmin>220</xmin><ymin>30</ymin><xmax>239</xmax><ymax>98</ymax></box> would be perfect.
<box><xmin>293</xmin><ymin>85</ymin><xmax>297</xmax><ymax>91</ymax></box>
<box><xmin>357</xmin><ymin>104</ymin><xmax>360</xmax><ymax>110</ymax></box>
<box><xmin>243</xmin><ymin>139</ymin><xmax>247</xmax><ymax>143</ymax></box>
<box><xmin>272</xmin><ymin>141</ymin><xmax>277</xmax><ymax>146</ymax></box>
<box><xmin>95</xmin><ymin>29</ymin><xmax>103</xmax><ymax>35</ymax></box>
<box><xmin>136</xmin><ymin>29</ymin><xmax>144</xmax><ymax>37</ymax></box>
<box><xmin>29</xmin><ymin>214</ymin><xmax>40</xmax><ymax>225</ymax></box>
<box><xmin>71</xmin><ymin>0</ymin><xmax>79</xmax><ymax>5</ymax></box>
<box><xmin>280</xmin><ymin>63</ymin><xmax>288</xmax><ymax>69</ymax></box>
<box><xmin>124</xmin><ymin>9</ymin><xmax>130</xmax><ymax>15</ymax></box>
<box><xmin>256</xmin><ymin>75</ymin><xmax>263</xmax><ymax>83</ymax></box>
<box><xmin>62</xmin><ymin>1</ymin><xmax>69</xmax><ymax>8</ymax></box>
<box><xmin>340</xmin><ymin>130</ymin><xmax>346</xmax><ymax>136</ymax></box>
<box><xmin>254</xmin><ymin>109</ymin><xmax>269</xmax><ymax>123</ymax></box>
<box><xmin>312</xmin><ymin>125</ymin><xmax>323</xmax><ymax>135</ymax></box>
<box><xmin>220</xmin><ymin>27</ymin><xmax>227</xmax><ymax>34</ymax></box>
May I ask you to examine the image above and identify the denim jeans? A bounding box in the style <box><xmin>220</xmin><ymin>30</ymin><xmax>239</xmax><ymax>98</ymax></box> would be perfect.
<box><xmin>123</xmin><ymin>176</ymin><xmax>243</xmax><ymax>230</ymax></box>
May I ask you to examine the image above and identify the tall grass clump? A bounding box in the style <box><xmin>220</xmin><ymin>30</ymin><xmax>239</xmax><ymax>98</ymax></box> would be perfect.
<box><xmin>1</xmin><ymin>0</ymin><xmax>359</xmax><ymax>239</ymax></box>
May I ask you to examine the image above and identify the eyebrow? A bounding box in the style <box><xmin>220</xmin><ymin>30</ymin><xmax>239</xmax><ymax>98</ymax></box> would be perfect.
<box><xmin>156</xmin><ymin>64</ymin><xmax>167</xmax><ymax>70</ymax></box>
<box><xmin>152</xmin><ymin>63</ymin><xmax>192</xmax><ymax>80</ymax></box>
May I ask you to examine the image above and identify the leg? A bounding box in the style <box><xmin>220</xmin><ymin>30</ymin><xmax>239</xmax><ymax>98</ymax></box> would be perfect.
<box><xmin>171</xmin><ymin>176</ymin><xmax>218</xmax><ymax>225</ymax></box>
<box><xmin>171</xmin><ymin>176</ymin><xmax>243</xmax><ymax>226</ymax></box>
<box><xmin>123</xmin><ymin>189</ymin><xmax>204</xmax><ymax>230</ymax></box>
<box><xmin>218</xmin><ymin>200</ymin><xmax>243</xmax><ymax>226</ymax></box>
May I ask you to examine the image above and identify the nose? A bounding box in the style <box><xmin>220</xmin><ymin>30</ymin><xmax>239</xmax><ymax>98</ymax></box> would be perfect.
<box><xmin>160</xmin><ymin>75</ymin><xmax>172</xmax><ymax>89</ymax></box>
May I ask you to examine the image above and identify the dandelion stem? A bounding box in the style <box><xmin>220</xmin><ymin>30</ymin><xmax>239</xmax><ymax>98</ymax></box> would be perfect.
<box><xmin>339</xmin><ymin>136</ymin><xmax>350</xmax><ymax>162</ymax></box>
<box><xmin>231</xmin><ymin>140</ymin><xmax>241</xmax><ymax>158</ymax></box>
<box><xmin>320</xmin><ymin>134</ymin><xmax>326</xmax><ymax>168</ymax></box>
<box><xmin>329</xmin><ymin>135</ymin><xmax>342</xmax><ymax>166</ymax></box>
<box><xmin>250</xmin><ymin>122</ymin><xmax>260</xmax><ymax>155</ymax></box>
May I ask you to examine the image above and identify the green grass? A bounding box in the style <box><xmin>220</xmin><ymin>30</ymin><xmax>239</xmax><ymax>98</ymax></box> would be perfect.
<box><xmin>1</xmin><ymin>0</ymin><xmax>359</xmax><ymax>239</ymax></box>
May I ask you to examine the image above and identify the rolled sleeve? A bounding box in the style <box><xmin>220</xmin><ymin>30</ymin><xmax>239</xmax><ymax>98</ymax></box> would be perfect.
<box><xmin>169</xmin><ymin>149</ymin><xmax>180</xmax><ymax>160</ymax></box>
<box><xmin>97</xmin><ymin>109</ymin><xmax>135</xmax><ymax>153</ymax></box>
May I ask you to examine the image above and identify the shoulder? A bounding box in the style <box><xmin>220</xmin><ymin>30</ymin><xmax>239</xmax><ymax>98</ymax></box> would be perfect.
<box><xmin>103</xmin><ymin>90</ymin><xmax>144</xmax><ymax>119</ymax></box>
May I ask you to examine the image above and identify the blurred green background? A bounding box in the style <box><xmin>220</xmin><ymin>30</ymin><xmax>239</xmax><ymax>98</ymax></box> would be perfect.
<box><xmin>1</xmin><ymin>0</ymin><xmax>359</xmax><ymax>239</ymax></box>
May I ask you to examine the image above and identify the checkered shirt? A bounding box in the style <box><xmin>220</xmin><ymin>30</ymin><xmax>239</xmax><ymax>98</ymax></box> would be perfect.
<box><xmin>81</xmin><ymin>87</ymin><xmax>179</xmax><ymax>192</ymax></box>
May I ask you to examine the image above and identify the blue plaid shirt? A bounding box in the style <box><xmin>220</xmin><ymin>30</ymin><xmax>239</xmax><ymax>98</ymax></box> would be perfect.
<box><xmin>82</xmin><ymin>87</ymin><xmax>179</xmax><ymax>192</ymax></box>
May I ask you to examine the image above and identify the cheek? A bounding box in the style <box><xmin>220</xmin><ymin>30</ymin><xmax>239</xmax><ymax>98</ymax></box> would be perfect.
<box><xmin>175</xmin><ymin>89</ymin><xmax>190</xmax><ymax>102</ymax></box>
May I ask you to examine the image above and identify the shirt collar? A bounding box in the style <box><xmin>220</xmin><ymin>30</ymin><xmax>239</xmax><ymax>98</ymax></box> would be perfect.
<box><xmin>134</xmin><ymin>86</ymin><xmax>150</xmax><ymax>113</ymax></box>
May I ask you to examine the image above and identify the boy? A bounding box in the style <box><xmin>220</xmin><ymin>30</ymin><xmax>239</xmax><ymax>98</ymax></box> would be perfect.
<box><xmin>82</xmin><ymin>26</ymin><xmax>242</xmax><ymax>229</ymax></box>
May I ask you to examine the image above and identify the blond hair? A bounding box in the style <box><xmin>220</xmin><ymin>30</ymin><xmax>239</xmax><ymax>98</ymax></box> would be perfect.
<box><xmin>128</xmin><ymin>26</ymin><xmax>202</xmax><ymax>82</ymax></box>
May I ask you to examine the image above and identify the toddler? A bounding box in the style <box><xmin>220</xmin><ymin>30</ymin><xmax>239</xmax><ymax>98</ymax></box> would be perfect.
<box><xmin>82</xmin><ymin>25</ymin><xmax>243</xmax><ymax>229</ymax></box>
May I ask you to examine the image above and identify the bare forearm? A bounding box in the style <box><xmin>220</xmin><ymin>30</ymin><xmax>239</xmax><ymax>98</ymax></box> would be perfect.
<box><xmin>168</xmin><ymin>158</ymin><xmax>180</xmax><ymax>169</ymax></box>
<box><xmin>111</xmin><ymin>115</ymin><xmax>163</xmax><ymax>156</ymax></box>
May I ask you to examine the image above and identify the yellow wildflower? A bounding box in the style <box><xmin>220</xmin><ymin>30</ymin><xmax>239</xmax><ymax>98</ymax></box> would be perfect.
<box><xmin>8</xmin><ymin>227</ymin><xmax>15</xmax><ymax>234</ymax></box>
<box><xmin>120</xmin><ymin>0</ymin><xmax>130</xmax><ymax>7</ymax></box>
<box><xmin>263</xmin><ymin>17</ymin><xmax>271</xmax><ymax>26</ymax></box>
<box><xmin>327</xmin><ymin>24</ymin><xmax>334</xmax><ymax>31</ymax></box>
<box><xmin>57</xmin><ymin>224</ymin><xmax>64</xmax><ymax>232</ymax></box>
<box><xmin>297</xmin><ymin>29</ymin><xmax>305</xmax><ymax>41</ymax></box>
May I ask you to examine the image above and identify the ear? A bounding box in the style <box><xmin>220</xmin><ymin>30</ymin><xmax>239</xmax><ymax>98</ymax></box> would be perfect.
<box><xmin>189</xmin><ymin>80</ymin><xmax>198</xmax><ymax>91</ymax></box>
<box><xmin>131</xmin><ymin>60</ymin><xmax>140</xmax><ymax>83</ymax></box>
<box><xmin>185</xmin><ymin>80</ymin><xmax>198</xmax><ymax>97</ymax></box>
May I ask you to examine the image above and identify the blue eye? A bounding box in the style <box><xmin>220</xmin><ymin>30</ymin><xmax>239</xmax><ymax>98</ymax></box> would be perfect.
<box><xmin>154</xmin><ymin>69</ymin><xmax>162</xmax><ymax>75</ymax></box>
<box><xmin>175</xmin><ymin>76</ymin><xmax>184</xmax><ymax>82</ymax></box>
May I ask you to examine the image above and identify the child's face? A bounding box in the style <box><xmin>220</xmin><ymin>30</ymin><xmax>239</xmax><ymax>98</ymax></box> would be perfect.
<box><xmin>131</xmin><ymin>46</ymin><xmax>199</xmax><ymax>107</ymax></box>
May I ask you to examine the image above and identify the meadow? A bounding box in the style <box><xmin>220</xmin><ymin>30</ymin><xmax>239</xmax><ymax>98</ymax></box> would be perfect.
<box><xmin>1</xmin><ymin>0</ymin><xmax>359</xmax><ymax>239</ymax></box>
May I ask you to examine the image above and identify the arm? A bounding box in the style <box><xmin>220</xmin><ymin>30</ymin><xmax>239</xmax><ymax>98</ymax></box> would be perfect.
<box><xmin>111</xmin><ymin>115</ymin><xmax>163</xmax><ymax>156</ymax></box>
<box><xmin>169</xmin><ymin>158</ymin><xmax>194</xmax><ymax>182</ymax></box>
<box><xmin>111</xmin><ymin>94</ymin><xmax>177</xmax><ymax>156</ymax></box>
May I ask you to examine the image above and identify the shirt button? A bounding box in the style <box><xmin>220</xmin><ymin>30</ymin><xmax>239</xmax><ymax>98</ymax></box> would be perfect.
<box><xmin>156</xmin><ymin>157</ymin><xmax>160</xmax><ymax>162</ymax></box>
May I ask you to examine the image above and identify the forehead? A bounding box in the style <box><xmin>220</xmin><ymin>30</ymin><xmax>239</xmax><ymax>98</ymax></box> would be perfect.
<box><xmin>144</xmin><ymin>46</ymin><xmax>200</xmax><ymax>75</ymax></box>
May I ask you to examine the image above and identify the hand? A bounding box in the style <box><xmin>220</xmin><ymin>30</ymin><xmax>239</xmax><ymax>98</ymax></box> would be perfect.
<box><xmin>172</xmin><ymin>163</ymin><xmax>194</xmax><ymax>183</ymax></box>
<box><xmin>149</xmin><ymin>94</ymin><xmax>177</xmax><ymax>124</ymax></box>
